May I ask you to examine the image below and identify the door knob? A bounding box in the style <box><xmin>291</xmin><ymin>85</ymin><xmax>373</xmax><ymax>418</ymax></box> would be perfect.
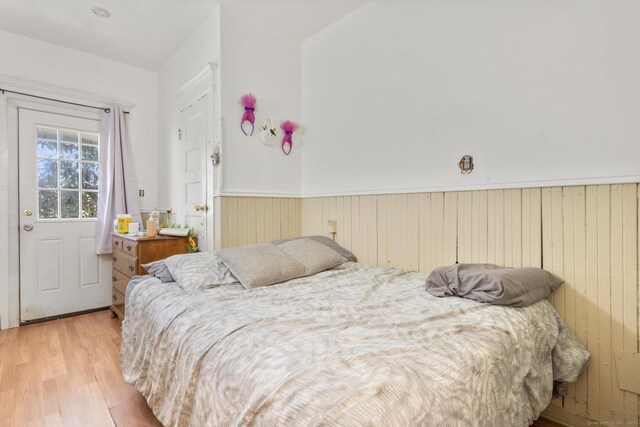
<box><xmin>195</xmin><ymin>204</ymin><xmax>208</xmax><ymax>212</ymax></box>
<box><xmin>24</xmin><ymin>209</ymin><xmax>33</xmax><ymax>216</ymax></box>
<box><xmin>23</xmin><ymin>224</ymin><xmax>33</xmax><ymax>231</ymax></box>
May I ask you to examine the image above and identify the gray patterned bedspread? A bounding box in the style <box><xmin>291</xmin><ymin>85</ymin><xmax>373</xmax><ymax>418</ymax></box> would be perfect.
<box><xmin>121</xmin><ymin>262</ymin><xmax>589</xmax><ymax>427</ymax></box>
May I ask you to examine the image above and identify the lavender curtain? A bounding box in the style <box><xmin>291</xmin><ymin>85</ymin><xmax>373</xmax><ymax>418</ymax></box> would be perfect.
<box><xmin>95</xmin><ymin>106</ymin><xmax>141</xmax><ymax>254</ymax></box>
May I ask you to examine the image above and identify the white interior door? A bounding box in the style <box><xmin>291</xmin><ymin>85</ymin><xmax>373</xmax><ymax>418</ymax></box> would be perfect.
<box><xmin>179</xmin><ymin>94</ymin><xmax>211</xmax><ymax>251</ymax></box>
<box><xmin>19</xmin><ymin>109</ymin><xmax>110</xmax><ymax>322</ymax></box>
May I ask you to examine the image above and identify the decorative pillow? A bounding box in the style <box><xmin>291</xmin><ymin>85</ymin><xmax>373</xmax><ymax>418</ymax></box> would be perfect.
<box><xmin>218</xmin><ymin>243</ymin><xmax>307</xmax><ymax>289</ymax></box>
<box><xmin>164</xmin><ymin>252</ymin><xmax>238</xmax><ymax>291</ymax></box>
<box><xmin>278</xmin><ymin>238</ymin><xmax>343</xmax><ymax>275</ymax></box>
<box><xmin>272</xmin><ymin>235</ymin><xmax>357</xmax><ymax>262</ymax></box>
<box><xmin>425</xmin><ymin>263</ymin><xmax>564</xmax><ymax>307</ymax></box>
<box><xmin>141</xmin><ymin>260</ymin><xmax>174</xmax><ymax>283</ymax></box>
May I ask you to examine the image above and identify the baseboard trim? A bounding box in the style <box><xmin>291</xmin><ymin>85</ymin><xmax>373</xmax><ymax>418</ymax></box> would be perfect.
<box><xmin>20</xmin><ymin>306</ymin><xmax>111</xmax><ymax>326</ymax></box>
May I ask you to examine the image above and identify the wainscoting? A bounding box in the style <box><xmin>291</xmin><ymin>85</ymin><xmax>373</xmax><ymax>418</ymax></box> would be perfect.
<box><xmin>218</xmin><ymin>196</ymin><xmax>301</xmax><ymax>249</ymax></box>
<box><xmin>301</xmin><ymin>184</ymin><xmax>640</xmax><ymax>426</ymax></box>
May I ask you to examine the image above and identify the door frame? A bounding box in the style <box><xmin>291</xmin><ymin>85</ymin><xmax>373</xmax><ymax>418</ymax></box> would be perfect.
<box><xmin>1</xmin><ymin>95</ymin><xmax>117</xmax><ymax>329</ymax></box>
<box><xmin>175</xmin><ymin>62</ymin><xmax>220</xmax><ymax>252</ymax></box>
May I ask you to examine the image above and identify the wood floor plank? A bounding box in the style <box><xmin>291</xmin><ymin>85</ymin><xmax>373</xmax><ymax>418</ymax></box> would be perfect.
<box><xmin>109</xmin><ymin>395</ymin><xmax>162</xmax><ymax>427</ymax></box>
<box><xmin>0</xmin><ymin>311</ymin><xmax>160</xmax><ymax>426</ymax></box>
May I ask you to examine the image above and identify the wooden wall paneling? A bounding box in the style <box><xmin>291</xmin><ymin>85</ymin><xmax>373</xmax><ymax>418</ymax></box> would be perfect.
<box><xmin>380</xmin><ymin>193</ymin><xmax>421</xmax><ymax>271</ymax></box>
<box><xmin>294</xmin><ymin>199</ymin><xmax>302</xmax><ymax>236</ymax></box>
<box><xmin>263</xmin><ymin>197</ymin><xmax>275</xmax><ymax>242</ymax></box>
<box><xmin>237</xmin><ymin>198</ymin><xmax>248</xmax><ymax>246</ymax></box>
<box><xmin>498</xmin><ymin>189</ymin><xmax>524</xmax><ymax>268</ymax></box>
<box><xmin>227</xmin><ymin>197</ymin><xmax>238</xmax><ymax>248</ymax></box>
<box><xmin>562</xmin><ymin>186</ymin><xmax>577</xmax><ymax>413</ymax></box>
<box><xmin>219</xmin><ymin>197</ymin><xmax>302</xmax><ymax>248</ymax></box>
<box><xmin>272</xmin><ymin>198</ymin><xmax>282</xmax><ymax>241</ymax></box>
<box><xmin>219</xmin><ymin>197</ymin><xmax>228</xmax><ymax>249</ymax></box>
<box><xmin>377</xmin><ymin>195</ymin><xmax>389</xmax><ymax>267</ymax></box>
<box><xmin>360</xmin><ymin>196</ymin><xmax>378</xmax><ymax>266</ymax></box>
<box><xmin>255</xmin><ymin>198</ymin><xmax>266</xmax><ymax>244</ymax></box>
<box><xmin>504</xmin><ymin>189</ymin><xmax>515</xmax><ymax>268</ymax></box>
<box><xmin>472</xmin><ymin>191</ymin><xmax>488</xmax><ymax>263</ymax></box>
<box><xmin>585</xmin><ymin>185</ymin><xmax>600</xmax><ymax>420</ymax></box>
<box><xmin>610</xmin><ymin>185</ymin><xmax>625</xmax><ymax>421</ymax></box>
<box><xmin>443</xmin><ymin>192</ymin><xmax>458</xmax><ymax>264</ymax></box>
<box><xmin>597</xmin><ymin>185</ymin><xmax>613</xmax><ymax>420</ymax></box>
<box><xmin>522</xmin><ymin>188</ymin><xmax>542</xmax><ymax>268</ymax></box>
<box><xmin>622</xmin><ymin>184</ymin><xmax>639</xmax><ymax>421</ymax></box>
<box><xmin>457</xmin><ymin>191</ymin><xmax>473</xmax><ymax>263</ymax></box>
<box><xmin>301</xmin><ymin>198</ymin><xmax>323</xmax><ymax>236</ymax></box>
<box><xmin>418</xmin><ymin>193</ymin><xmax>444</xmax><ymax>272</ymax></box>
<box><xmin>431</xmin><ymin>193</ymin><xmax>446</xmax><ymax>269</ymax></box>
<box><xmin>406</xmin><ymin>194</ymin><xmax>420</xmax><ymax>271</ymax></box>
<box><xmin>386</xmin><ymin>195</ymin><xmax>398</xmax><ymax>268</ymax></box>
<box><xmin>572</xmin><ymin>186</ymin><xmax>588</xmax><ymax>416</ymax></box>
<box><xmin>542</xmin><ymin>187</ymin><xmax>564</xmax><ymax>408</ymax></box>
<box><xmin>247</xmin><ymin>198</ymin><xmax>258</xmax><ymax>244</ymax></box>
<box><xmin>487</xmin><ymin>190</ymin><xmax>505</xmax><ymax>267</ymax></box>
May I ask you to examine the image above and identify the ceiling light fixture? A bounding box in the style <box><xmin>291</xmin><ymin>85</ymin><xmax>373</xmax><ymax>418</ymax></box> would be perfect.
<box><xmin>92</xmin><ymin>7</ymin><xmax>111</xmax><ymax>18</ymax></box>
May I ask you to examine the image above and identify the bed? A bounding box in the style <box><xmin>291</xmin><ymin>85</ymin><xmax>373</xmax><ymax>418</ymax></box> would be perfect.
<box><xmin>121</xmin><ymin>259</ymin><xmax>588</xmax><ymax>427</ymax></box>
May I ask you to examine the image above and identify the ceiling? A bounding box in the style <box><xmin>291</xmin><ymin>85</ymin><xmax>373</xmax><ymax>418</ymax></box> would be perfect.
<box><xmin>0</xmin><ymin>0</ymin><xmax>370</xmax><ymax>71</ymax></box>
<box><xmin>222</xmin><ymin>0</ymin><xmax>371</xmax><ymax>43</ymax></box>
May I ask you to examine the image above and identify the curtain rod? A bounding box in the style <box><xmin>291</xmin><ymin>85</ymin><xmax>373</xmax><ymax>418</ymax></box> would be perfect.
<box><xmin>0</xmin><ymin>88</ymin><xmax>130</xmax><ymax>115</ymax></box>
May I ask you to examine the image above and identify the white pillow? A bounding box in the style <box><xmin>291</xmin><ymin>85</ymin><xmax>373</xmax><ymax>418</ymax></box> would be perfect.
<box><xmin>164</xmin><ymin>252</ymin><xmax>238</xmax><ymax>291</ymax></box>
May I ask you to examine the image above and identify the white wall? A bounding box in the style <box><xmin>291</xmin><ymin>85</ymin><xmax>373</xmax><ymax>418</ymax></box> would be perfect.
<box><xmin>219</xmin><ymin>6</ymin><xmax>302</xmax><ymax>197</ymax></box>
<box><xmin>157</xmin><ymin>9</ymin><xmax>221</xmax><ymax>222</ymax></box>
<box><xmin>0</xmin><ymin>29</ymin><xmax>159</xmax><ymax>206</ymax></box>
<box><xmin>301</xmin><ymin>0</ymin><xmax>640</xmax><ymax>196</ymax></box>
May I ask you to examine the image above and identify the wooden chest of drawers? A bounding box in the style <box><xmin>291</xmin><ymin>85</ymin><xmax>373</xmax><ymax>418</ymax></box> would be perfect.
<box><xmin>111</xmin><ymin>233</ymin><xmax>192</xmax><ymax>320</ymax></box>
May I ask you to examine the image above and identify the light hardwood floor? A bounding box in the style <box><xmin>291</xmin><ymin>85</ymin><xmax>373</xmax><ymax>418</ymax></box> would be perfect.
<box><xmin>0</xmin><ymin>309</ymin><xmax>160</xmax><ymax>427</ymax></box>
<box><xmin>0</xmin><ymin>310</ymin><xmax>564</xmax><ymax>427</ymax></box>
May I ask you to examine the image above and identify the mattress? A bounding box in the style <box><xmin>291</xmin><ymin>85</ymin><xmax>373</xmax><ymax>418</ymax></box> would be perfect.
<box><xmin>121</xmin><ymin>262</ymin><xmax>588</xmax><ymax>427</ymax></box>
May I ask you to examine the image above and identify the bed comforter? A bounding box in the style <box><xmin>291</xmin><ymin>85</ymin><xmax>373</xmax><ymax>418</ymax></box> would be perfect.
<box><xmin>121</xmin><ymin>262</ymin><xmax>589</xmax><ymax>427</ymax></box>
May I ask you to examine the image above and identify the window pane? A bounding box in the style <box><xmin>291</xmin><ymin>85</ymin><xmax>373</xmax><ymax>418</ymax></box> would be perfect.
<box><xmin>61</xmin><ymin>191</ymin><xmax>79</xmax><ymax>218</ymax></box>
<box><xmin>39</xmin><ymin>190</ymin><xmax>58</xmax><ymax>219</ymax></box>
<box><xmin>37</xmin><ymin>128</ymin><xmax>58</xmax><ymax>158</ymax></box>
<box><xmin>82</xmin><ymin>192</ymin><xmax>98</xmax><ymax>218</ymax></box>
<box><xmin>60</xmin><ymin>130</ymin><xmax>78</xmax><ymax>143</ymax></box>
<box><xmin>60</xmin><ymin>160</ymin><xmax>79</xmax><ymax>189</ymax></box>
<box><xmin>81</xmin><ymin>145</ymin><xmax>99</xmax><ymax>161</ymax></box>
<box><xmin>60</xmin><ymin>143</ymin><xmax>78</xmax><ymax>160</ymax></box>
<box><xmin>81</xmin><ymin>133</ymin><xmax>99</xmax><ymax>145</ymax></box>
<box><xmin>81</xmin><ymin>163</ymin><xmax>99</xmax><ymax>190</ymax></box>
<box><xmin>38</xmin><ymin>159</ymin><xmax>57</xmax><ymax>188</ymax></box>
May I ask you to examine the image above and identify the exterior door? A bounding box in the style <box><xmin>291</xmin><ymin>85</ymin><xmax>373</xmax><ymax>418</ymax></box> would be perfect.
<box><xmin>179</xmin><ymin>94</ymin><xmax>210</xmax><ymax>251</ymax></box>
<box><xmin>19</xmin><ymin>109</ymin><xmax>111</xmax><ymax>322</ymax></box>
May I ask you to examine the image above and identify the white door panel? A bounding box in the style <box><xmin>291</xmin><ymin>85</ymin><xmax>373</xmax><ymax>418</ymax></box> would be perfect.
<box><xmin>180</xmin><ymin>95</ymin><xmax>210</xmax><ymax>251</ymax></box>
<box><xmin>19</xmin><ymin>109</ymin><xmax>110</xmax><ymax>322</ymax></box>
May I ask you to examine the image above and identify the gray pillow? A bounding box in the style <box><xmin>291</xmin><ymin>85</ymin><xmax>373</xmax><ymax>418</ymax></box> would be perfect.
<box><xmin>141</xmin><ymin>260</ymin><xmax>174</xmax><ymax>282</ymax></box>
<box><xmin>278</xmin><ymin>238</ymin><xmax>343</xmax><ymax>276</ymax></box>
<box><xmin>425</xmin><ymin>263</ymin><xmax>564</xmax><ymax>307</ymax></box>
<box><xmin>272</xmin><ymin>235</ymin><xmax>357</xmax><ymax>262</ymax></box>
<box><xmin>218</xmin><ymin>243</ymin><xmax>306</xmax><ymax>290</ymax></box>
<box><xmin>164</xmin><ymin>252</ymin><xmax>238</xmax><ymax>291</ymax></box>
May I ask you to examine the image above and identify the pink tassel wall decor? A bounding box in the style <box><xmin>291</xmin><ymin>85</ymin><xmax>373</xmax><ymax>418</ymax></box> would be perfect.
<box><xmin>240</xmin><ymin>94</ymin><xmax>257</xmax><ymax>136</ymax></box>
<box><xmin>280</xmin><ymin>120</ymin><xmax>298</xmax><ymax>155</ymax></box>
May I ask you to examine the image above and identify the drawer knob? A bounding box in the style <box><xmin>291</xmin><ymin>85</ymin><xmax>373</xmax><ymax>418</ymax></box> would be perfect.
<box><xmin>114</xmin><ymin>241</ymin><xmax>119</xmax><ymax>247</ymax></box>
<box><xmin>127</xmin><ymin>245</ymin><xmax>132</xmax><ymax>251</ymax></box>
<box><xmin>112</xmin><ymin>256</ymin><xmax>117</xmax><ymax>262</ymax></box>
<box><xmin>129</xmin><ymin>266</ymin><xmax>134</xmax><ymax>272</ymax></box>
<box><xmin>112</xmin><ymin>276</ymin><xmax>117</xmax><ymax>282</ymax></box>
<box><xmin>112</xmin><ymin>294</ymin><xmax>117</xmax><ymax>301</ymax></box>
